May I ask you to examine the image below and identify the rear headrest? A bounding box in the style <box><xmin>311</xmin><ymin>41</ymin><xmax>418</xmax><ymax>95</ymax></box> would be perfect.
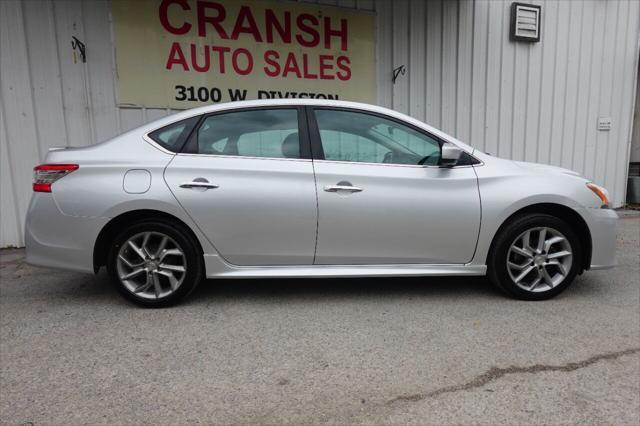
<box><xmin>281</xmin><ymin>132</ymin><xmax>300</xmax><ymax>158</ymax></box>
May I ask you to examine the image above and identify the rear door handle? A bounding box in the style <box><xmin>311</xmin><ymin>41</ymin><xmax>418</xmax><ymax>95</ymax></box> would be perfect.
<box><xmin>324</xmin><ymin>185</ymin><xmax>363</xmax><ymax>193</ymax></box>
<box><xmin>180</xmin><ymin>181</ymin><xmax>219</xmax><ymax>190</ymax></box>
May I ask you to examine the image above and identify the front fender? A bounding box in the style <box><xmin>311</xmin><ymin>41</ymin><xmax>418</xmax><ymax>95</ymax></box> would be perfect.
<box><xmin>470</xmin><ymin>167</ymin><xmax>595</xmax><ymax>267</ymax></box>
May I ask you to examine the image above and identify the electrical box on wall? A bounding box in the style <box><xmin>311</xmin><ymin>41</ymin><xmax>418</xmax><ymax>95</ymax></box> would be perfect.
<box><xmin>597</xmin><ymin>117</ymin><xmax>612</xmax><ymax>131</ymax></box>
<box><xmin>510</xmin><ymin>3</ymin><xmax>541</xmax><ymax>42</ymax></box>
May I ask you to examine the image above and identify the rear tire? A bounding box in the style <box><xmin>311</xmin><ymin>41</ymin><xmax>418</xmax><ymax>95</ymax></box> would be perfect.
<box><xmin>488</xmin><ymin>213</ymin><xmax>581</xmax><ymax>300</ymax></box>
<box><xmin>107</xmin><ymin>219</ymin><xmax>203</xmax><ymax>308</ymax></box>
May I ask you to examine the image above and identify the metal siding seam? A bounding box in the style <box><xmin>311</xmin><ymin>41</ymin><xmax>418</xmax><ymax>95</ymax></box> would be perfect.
<box><xmin>546</xmin><ymin>0</ymin><xmax>560</xmax><ymax>166</ymax></box>
<box><xmin>522</xmin><ymin>44</ymin><xmax>531</xmax><ymax>162</ymax></box>
<box><xmin>601</xmin><ymin>0</ymin><xmax>622</xmax><ymax>190</ymax></box>
<box><xmin>605</xmin><ymin>0</ymin><xmax>625</xmax><ymax>202</ymax></box>
<box><xmin>106</xmin><ymin>1</ymin><xmax>123</xmax><ymax>134</ymax></box>
<box><xmin>614</xmin><ymin>0</ymin><xmax>638</xmax><ymax>206</ymax></box>
<box><xmin>454</xmin><ymin>0</ymin><xmax>459</xmax><ymax>135</ymax></box>
<box><xmin>570</xmin><ymin>0</ymin><xmax>587</xmax><ymax>172</ymax></box>
<box><xmin>583</xmin><ymin>1</ymin><xmax>606</xmax><ymax>181</ymax></box>
<box><xmin>508</xmin><ymin>40</ymin><xmax>516</xmax><ymax>160</ymax></box>
<box><xmin>442</xmin><ymin>0</ymin><xmax>458</xmax><ymax>135</ymax></box>
<box><xmin>500</xmin><ymin>3</ymin><xmax>519</xmax><ymax>158</ymax></box>
<box><xmin>557</xmin><ymin>0</ymin><xmax>574</xmax><ymax>169</ymax></box>
<box><xmin>50</xmin><ymin>0</ymin><xmax>71</xmax><ymax>148</ymax></box>
<box><xmin>20</xmin><ymin>0</ymin><xmax>43</xmax><ymax>162</ymax></box>
<box><xmin>409</xmin><ymin>0</ymin><xmax>426</xmax><ymax>120</ymax></box>
<box><xmin>439</xmin><ymin>0</ymin><xmax>445</xmax><ymax>130</ymax></box>
<box><xmin>426</xmin><ymin>0</ymin><xmax>443</xmax><ymax>127</ymax></box>
<box><xmin>534</xmin><ymin>0</ymin><xmax>548</xmax><ymax>164</ymax></box>
<box><xmin>424</xmin><ymin>0</ymin><xmax>429</xmax><ymax>122</ymax></box>
<box><xmin>455</xmin><ymin>0</ymin><xmax>474</xmax><ymax>142</ymax></box>
<box><xmin>574</xmin><ymin>4</ymin><xmax>595</xmax><ymax>176</ymax></box>
<box><xmin>496</xmin><ymin>1</ymin><xmax>505</xmax><ymax>158</ymax></box>
<box><xmin>375</xmin><ymin>0</ymin><xmax>393</xmax><ymax>107</ymax></box>
<box><xmin>482</xmin><ymin>0</ymin><xmax>490</xmax><ymax>151</ymax></box>
<box><xmin>78</xmin><ymin>0</ymin><xmax>96</xmax><ymax>146</ymax></box>
<box><xmin>471</xmin><ymin>0</ymin><xmax>489</xmax><ymax>152</ymax></box>
<box><xmin>594</xmin><ymin>1</ymin><xmax>618</xmax><ymax>185</ymax></box>
<box><xmin>0</xmin><ymin>85</ymin><xmax>22</xmax><ymax>247</ymax></box>
<box><xmin>469</xmin><ymin>0</ymin><xmax>475</xmax><ymax>148</ymax></box>
<box><xmin>84</xmin><ymin>0</ymin><xmax>120</xmax><ymax>143</ymax></box>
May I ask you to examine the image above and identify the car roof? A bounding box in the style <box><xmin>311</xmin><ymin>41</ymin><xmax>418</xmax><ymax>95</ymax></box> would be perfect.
<box><xmin>162</xmin><ymin>98</ymin><xmax>393</xmax><ymax>117</ymax></box>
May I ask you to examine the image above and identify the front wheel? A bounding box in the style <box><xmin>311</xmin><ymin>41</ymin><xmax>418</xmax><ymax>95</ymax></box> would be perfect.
<box><xmin>107</xmin><ymin>220</ymin><xmax>203</xmax><ymax>307</ymax></box>
<box><xmin>488</xmin><ymin>214</ymin><xmax>581</xmax><ymax>300</ymax></box>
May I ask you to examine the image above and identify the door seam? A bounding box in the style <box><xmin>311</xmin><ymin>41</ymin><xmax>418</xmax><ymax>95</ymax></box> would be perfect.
<box><xmin>304</xmin><ymin>106</ymin><xmax>321</xmax><ymax>264</ymax></box>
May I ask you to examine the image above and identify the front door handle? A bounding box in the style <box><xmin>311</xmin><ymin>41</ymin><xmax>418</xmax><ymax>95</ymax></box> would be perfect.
<box><xmin>180</xmin><ymin>181</ymin><xmax>219</xmax><ymax>190</ymax></box>
<box><xmin>324</xmin><ymin>184</ymin><xmax>363</xmax><ymax>193</ymax></box>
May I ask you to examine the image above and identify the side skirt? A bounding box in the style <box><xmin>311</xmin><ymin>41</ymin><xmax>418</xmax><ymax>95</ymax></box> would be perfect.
<box><xmin>203</xmin><ymin>254</ymin><xmax>487</xmax><ymax>279</ymax></box>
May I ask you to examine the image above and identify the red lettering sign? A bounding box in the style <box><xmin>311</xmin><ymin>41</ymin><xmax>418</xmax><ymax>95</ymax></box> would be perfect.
<box><xmin>160</xmin><ymin>0</ymin><xmax>352</xmax><ymax>81</ymax></box>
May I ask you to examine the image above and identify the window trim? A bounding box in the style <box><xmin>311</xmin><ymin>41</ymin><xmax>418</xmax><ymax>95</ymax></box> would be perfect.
<box><xmin>179</xmin><ymin>106</ymin><xmax>312</xmax><ymax>160</ymax></box>
<box><xmin>306</xmin><ymin>106</ymin><xmax>480</xmax><ymax>168</ymax></box>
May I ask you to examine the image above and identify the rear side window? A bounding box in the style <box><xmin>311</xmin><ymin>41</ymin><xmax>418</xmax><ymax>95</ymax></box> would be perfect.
<box><xmin>192</xmin><ymin>109</ymin><xmax>301</xmax><ymax>159</ymax></box>
<box><xmin>148</xmin><ymin>116</ymin><xmax>199</xmax><ymax>152</ymax></box>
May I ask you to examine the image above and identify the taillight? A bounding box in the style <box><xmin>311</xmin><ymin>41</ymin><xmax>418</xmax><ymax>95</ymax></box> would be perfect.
<box><xmin>33</xmin><ymin>164</ymin><xmax>79</xmax><ymax>192</ymax></box>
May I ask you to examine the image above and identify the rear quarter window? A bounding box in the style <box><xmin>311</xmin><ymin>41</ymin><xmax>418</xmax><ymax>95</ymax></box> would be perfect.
<box><xmin>148</xmin><ymin>116</ymin><xmax>200</xmax><ymax>153</ymax></box>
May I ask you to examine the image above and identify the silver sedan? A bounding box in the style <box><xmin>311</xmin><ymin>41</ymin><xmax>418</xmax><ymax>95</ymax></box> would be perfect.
<box><xmin>25</xmin><ymin>100</ymin><xmax>617</xmax><ymax>307</ymax></box>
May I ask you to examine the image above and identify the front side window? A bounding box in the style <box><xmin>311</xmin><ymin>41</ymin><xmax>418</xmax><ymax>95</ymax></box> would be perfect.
<box><xmin>193</xmin><ymin>109</ymin><xmax>301</xmax><ymax>159</ymax></box>
<box><xmin>314</xmin><ymin>109</ymin><xmax>442</xmax><ymax>166</ymax></box>
<box><xmin>148</xmin><ymin>116</ymin><xmax>199</xmax><ymax>152</ymax></box>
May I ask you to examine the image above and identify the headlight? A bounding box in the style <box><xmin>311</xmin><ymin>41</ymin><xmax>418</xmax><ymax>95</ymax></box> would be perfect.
<box><xmin>586</xmin><ymin>183</ymin><xmax>610</xmax><ymax>208</ymax></box>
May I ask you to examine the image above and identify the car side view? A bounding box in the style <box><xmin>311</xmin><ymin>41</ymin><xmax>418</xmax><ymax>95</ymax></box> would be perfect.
<box><xmin>25</xmin><ymin>99</ymin><xmax>617</xmax><ymax>307</ymax></box>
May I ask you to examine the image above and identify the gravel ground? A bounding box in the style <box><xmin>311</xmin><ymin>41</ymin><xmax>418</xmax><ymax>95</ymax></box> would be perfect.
<box><xmin>1</xmin><ymin>211</ymin><xmax>638</xmax><ymax>425</ymax></box>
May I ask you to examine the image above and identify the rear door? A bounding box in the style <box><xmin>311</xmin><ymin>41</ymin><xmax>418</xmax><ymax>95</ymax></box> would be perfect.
<box><xmin>308</xmin><ymin>107</ymin><xmax>481</xmax><ymax>265</ymax></box>
<box><xmin>164</xmin><ymin>107</ymin><xmax>318</xmax><ymax>266</ymax></box>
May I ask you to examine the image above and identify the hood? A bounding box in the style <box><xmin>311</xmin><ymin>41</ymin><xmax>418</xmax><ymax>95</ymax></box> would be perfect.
<box><xmin>512</xmin><ymin>160</ymin><xmax>582</xmax><ymax>177</ymax></box>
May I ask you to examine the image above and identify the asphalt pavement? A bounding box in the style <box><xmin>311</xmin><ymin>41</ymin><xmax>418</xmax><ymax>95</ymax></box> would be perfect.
<box><xmin>1</xmin><ymin>211</ymin><xmax>638</xmax><ymax>425</ymax></box>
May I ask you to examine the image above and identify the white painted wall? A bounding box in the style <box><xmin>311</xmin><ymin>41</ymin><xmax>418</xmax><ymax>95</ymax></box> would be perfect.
<box><xmin>1</xmin><ymin>0</ymin><xmax>639</xmax><ymax>247</ymax></box>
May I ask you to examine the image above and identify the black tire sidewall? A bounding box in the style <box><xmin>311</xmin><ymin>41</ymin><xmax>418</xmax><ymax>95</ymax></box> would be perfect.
<box><xmin>107</xmin><ymin>220</ymin><xmax>203</xmax><ymax>308</ymax></box>
<box><xmin>489</xmin><ymin>214</ymin><xmax>582</xmax><ymax>300</ymax></box>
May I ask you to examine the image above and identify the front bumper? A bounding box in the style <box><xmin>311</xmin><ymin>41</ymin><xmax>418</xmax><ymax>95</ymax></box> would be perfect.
<box><xmin>25</xmin><ymin>193</ymin><xmax>108</xmax><ymax>273</ymax></box>
<box><xmin>579</xmin><ymin>207</ymin><xmax>618</xmax><ymax>270</ymax></box>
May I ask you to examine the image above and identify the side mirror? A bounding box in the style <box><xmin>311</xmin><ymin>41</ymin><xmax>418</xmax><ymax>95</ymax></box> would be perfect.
<box><xmin>440</xmin><ymin>142</ymin><xmax>463</xmax><ymax>167</ymax></box>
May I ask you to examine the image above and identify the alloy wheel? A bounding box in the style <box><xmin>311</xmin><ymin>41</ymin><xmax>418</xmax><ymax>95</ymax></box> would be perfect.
<box><xmin>506</xmin><ymin>226</ymin><xmax>573</xmax><ymax>293</ymax></box>
<box><xmin>116</xmin><ymin>231</ymin><xmax>187</xmax><ymax>299</ymax></box>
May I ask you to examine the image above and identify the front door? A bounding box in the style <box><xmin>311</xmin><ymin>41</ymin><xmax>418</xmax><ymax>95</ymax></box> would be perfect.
<box><xmin>309</xmin><ymin>107</ymin><xmax>481</xmax><ymax>265</ymax></box>
<box><xmin>164</xmin><ymin>107</ymin><xmax>318</xmax><ymax>266</ymax></box>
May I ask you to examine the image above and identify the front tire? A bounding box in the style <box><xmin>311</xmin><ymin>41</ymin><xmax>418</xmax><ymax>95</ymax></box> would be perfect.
<box><xmin>107</xmin><ymin>220</ymin><xmax>203</xmax><ymax>308</ymax></box>
<box><xmin>488</xmin><ymin>213</ymin><xmax>581</xmax><ymax>300</ymax></box>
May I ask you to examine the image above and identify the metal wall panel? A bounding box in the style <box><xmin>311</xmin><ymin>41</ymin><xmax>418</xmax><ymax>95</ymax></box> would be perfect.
<box><xmin>376</xmin><ymin>0</ymin><xmax>639</xmax><ymax>209</ymax></box>
<box><xmin>1</xmin><ymin>0</ymin><xmax>639</xmax><ymax>247</ymax></box>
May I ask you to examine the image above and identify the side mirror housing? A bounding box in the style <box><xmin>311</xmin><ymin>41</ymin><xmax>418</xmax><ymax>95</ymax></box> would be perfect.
<box><xmin>440</xmin><ymin>142</ymin><xmax>463</xmax><ymax>167</ymax></box>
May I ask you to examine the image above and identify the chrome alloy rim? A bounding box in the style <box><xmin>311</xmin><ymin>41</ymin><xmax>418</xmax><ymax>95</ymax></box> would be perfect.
<box><xmin>507</xmin><ymin>227</ymin><xmax>573</xmax><ymax>293</ymax></box>
<box><xmin>116</xmin><ymin>231</ymin><xmax>186</xmax><ymax>299</ymax></box>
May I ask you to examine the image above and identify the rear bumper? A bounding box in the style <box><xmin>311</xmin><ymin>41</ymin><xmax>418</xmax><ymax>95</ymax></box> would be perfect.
<box><xmin>25</xmin><ymin>193</ymin><xmax>108</xmax><ymax>273</ymax></box>
<box><xmin>579</xmin><ymin>207</ymin><xmax>618</xmax><ymax>270</ymax></box>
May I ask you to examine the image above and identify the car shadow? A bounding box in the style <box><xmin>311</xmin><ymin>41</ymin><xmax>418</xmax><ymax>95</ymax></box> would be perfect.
<box><xmin>187</xmin><ymin>275</ymin><xmax>500</xmax><ymax>304</ymax></box>
<box><xmin>1</xmin><ymin>249</ymin><xmax>613</xmax><ymax>309</ymax></box>
<box><xmin>10</xmin><ymin>260</ymin><xmax>603</xmax><ymax>308</ymax></box>
<box><xmin>186</xmin><ymin>271</ymin><xmax>607</xmax><ymax>306</ymax></box>
<box><xmin>74</xmin><ymin>270</ymin><xmax>606</xmax><ymax>307</ymax></box>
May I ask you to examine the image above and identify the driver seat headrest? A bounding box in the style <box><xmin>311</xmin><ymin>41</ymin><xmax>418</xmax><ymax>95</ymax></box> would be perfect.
<box><xmin>281</xmin><ymin>132</ymin><xmax>300</xmax><ymax>158</ymax></box>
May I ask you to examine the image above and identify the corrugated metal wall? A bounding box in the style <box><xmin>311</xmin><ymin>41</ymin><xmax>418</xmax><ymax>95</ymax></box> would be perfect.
<box><xmin>1</xmin><ymin>0</ymin><xmax>639</xmax><ymax>247</ymax></box>
<box><xmin>379</xmin><ymin>0</ymin><xmax>640</xmax><ymax>209</ymax></box>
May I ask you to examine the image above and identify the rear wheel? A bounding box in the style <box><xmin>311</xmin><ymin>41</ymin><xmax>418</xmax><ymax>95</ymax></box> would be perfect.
<box><xmin>107</xmin><ymin>220</ymin><xmax>203</xmax><ymax>307</ymax></box>
<box><xmin>488</xmin><ymin>214</ymin><xmax>581</xmax><ymax>300</ymax></box>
